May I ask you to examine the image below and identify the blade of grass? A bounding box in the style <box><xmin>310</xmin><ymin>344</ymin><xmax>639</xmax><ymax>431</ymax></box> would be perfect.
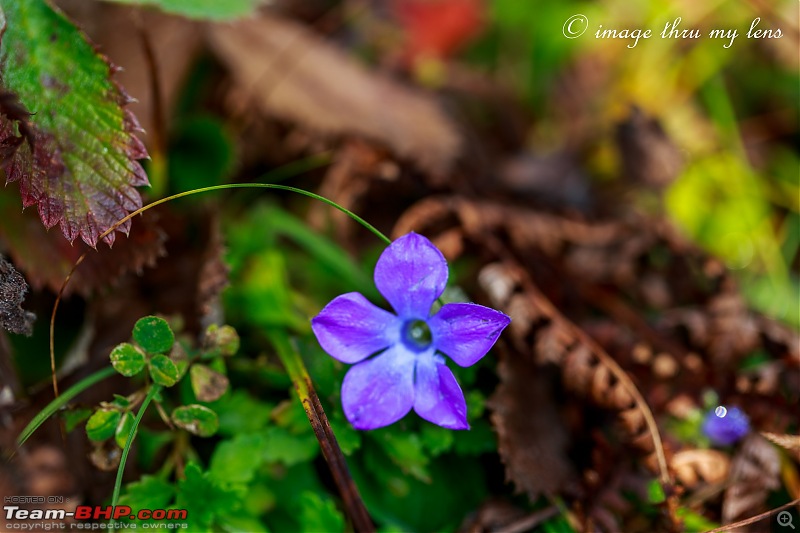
<box><xmin>17</xmin><ymin>365</ymin><xmax>117</xmax><ymax>448</ymax></box>
<box><xmin>111</xmin><ymin>385</ymin><xmax>162</xmax><ymax>515</ymax></box>
<box><xmin>267</xmin><ymin>328</ymin><xmax>374</xmax><ymax>533</ymax></box>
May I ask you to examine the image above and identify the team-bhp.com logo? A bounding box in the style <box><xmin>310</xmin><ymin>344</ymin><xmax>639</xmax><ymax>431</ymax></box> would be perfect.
<box><xmin>4</xmin><ymin>505</ymin><xmax>188</xmax><ymax>529</ymax></box>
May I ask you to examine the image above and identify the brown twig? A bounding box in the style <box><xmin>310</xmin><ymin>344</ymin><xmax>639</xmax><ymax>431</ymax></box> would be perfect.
<box><xmin>703</xmin><ymin>496</ymin><xmax>800</xmax><ymax>533</ymax></box>
<box><xmin>304</xmin><ymin>380</ymin><xmax>374</xmax><ymax>533</ymax></box>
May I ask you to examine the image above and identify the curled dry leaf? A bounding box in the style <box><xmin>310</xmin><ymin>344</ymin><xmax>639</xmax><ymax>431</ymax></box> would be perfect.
<box><xmin>722</xmin><ymin>433</ymin><xmax>781</xmax><ymax>529</ymax></box>
<box><xmin>478</xmin><ymin>261</ymin><xmax>665</xmax><ymax>476</ymax></box>
<box><xmin>488</xmin><ymin>347</ymin><xmax>576</xmax><ymax>499</ymax></box>
<box><xmin>0</xmin><ymin>254</ymin><xmax>35</xmax><ymax>336</ymax></box>
<box><xmin>671</xmin><ymin>449</ymin><xmax>731</xmax><ymax>488</ymax></box>
<box><xmin>208</xmin><ymin>14</ymin><xmax>461</xmax><ymax>177</ymax></box>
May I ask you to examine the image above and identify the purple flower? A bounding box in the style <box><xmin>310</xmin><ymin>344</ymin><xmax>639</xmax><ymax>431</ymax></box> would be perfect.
<box><xmin>702</xmin><ymin>406</ymin><xmax>750</xmax><ymax>446</ymax></box>
<box><xmin>311</xmin><ymin>233</ymin><xmax>510</xmax><ymax>430</ymax></box>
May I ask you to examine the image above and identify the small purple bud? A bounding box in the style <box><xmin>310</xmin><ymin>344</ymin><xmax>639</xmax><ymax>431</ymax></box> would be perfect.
<box><xmin>702</xmin><ymin>406</ymin><xmax>750</xmax><ymax>445</ymax></box>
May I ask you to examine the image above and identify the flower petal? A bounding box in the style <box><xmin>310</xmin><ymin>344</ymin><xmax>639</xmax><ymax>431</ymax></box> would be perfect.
<box><xmin>413</xmin><ymin>353</ymin><xmax>468</xmax><ymax>430</ymax></box>
<box><xmin>341</xmin><ymin>345</ymin><xmax>416</xmax><ymax>430</ymax></box>
<box><xmin>374</xmin><ymin>232</ymin><xmax>448</xmax><ymax>319</ymax></box>
<box><xmin>311</xmin><ymin>292</ymin><xmax>400</xmax><ymax>364</ymax></box>
<box><xmin>429</xmin><ymin>303</ymin><xmax>510</xmax><ymax>367</ymax></box>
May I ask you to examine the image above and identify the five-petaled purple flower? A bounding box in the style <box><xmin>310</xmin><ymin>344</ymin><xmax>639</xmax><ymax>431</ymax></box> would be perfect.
<box><xmin>702</xmin><ymin>406</ymin><xmax>750</xmax><ymax>446</ymax></box>
<box><xmin>311</xmin><ymin>233</ymin><xmax>510</xmax><ymax>430</ymax></box>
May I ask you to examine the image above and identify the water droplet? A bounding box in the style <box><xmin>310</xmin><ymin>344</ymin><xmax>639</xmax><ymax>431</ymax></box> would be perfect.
<box><xmin>715</xmin><ymin>406</ymin><xmax>727</xmax><ymax>418</ymax></box>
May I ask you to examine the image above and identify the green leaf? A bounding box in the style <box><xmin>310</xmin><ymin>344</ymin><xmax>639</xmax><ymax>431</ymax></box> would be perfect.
<box><xmin>212</xmin><ymin>390</ymin><xmax>272</xmax><ymax>436</ymax></box>
<box><xmin>297</xmin><ymin>492</ymin><xmax>345</xmax><ymax>533</ymax></box>
<box><xmin>176</xmin><ymin>463</ymin><xmax>242</xmax><ymax>530</ymax></box>
<box><xmin>110</xmin><ymin>394</ymin><xmax>131</xmax><ymax>409</ymax></box>
<box><xmin>0</xmin><ymin>0</ymin><xmax>148</xmax><ymax>247</ymax></box>
<box><xmin>261</xmin><ymin>426</ymin><xmax>319</xmax><ymax>466</ymax></box>
<box><xmin>86</xmin><ymin>408</ymin><xmax>121</xmax><ymax>442</ymax></box>
<box><xmin>172</xmin><ymin>404</ymin><xmax>219</xmax><ymax>437</ymax></box>
<box><xmin>148</xmin><ymin>354</ymin><xmax>179</xmax><ymax>387</ymax></box>
<box><xmin>109</xmin><ymin>343</ymin><xmax>146</xmax><ymax>376</ymax></box>
<box><xmin>373</xmin><ymin>431</ymin><xmax>431</xmax><ymax>483</ymax></box>
<box><xmin>647</xmin><ymin>479</ymin><xmax>666</xmax><ymax>504</ymax></box>
<box><xmin>119</xmin><ymin>475</ymin><xmax>175</xmax><ymax>513</ymax></box>
<box><xmin>209</xmin><ymin>433</ymin><xmax>266</xmax><ymax>485</ymax></box>
<box><xmin>60</xmin><ymin>407</ymin><xmax>92</xmax><ymax>433</ymax></box>
<box><xmin>115</xmin><ymin>411</ymin><xmax>135</xmax><ymax>449</ymax></box>
<box><xmin>133</xmin><ymin>316</ymin><xmax>174</xmax><ymax>354</ymax></box>
<box><xmin>190</xmin><ymin>364</ymin><xmax>229</xmax><ymax>402</ymax></box>
<box><xmin>420</xmin><ymin>424</ymin><xmax>455</xmax><ymax>457</ymax></box>
<box><xmin>98</xmin><ymin>0</ymin><xmax>262</xmax><ymax>21</ymax></box>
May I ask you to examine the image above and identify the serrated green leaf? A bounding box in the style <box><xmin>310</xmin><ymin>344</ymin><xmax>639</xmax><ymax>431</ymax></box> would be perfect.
<box><xmin>110</xmin><ymin>343</ymin><xmax>146</xmax><ymax>376</ymax></box>
<box><xmin>0</xmin><ymin>0</ymin><xmax>148</xmax><ymax>247</ymax></box>
<box><xmin>176</xmin><ymin>463</ymin><xmax>242</xmax><ymax>530</ymax></box>
<box><xmin>420</xmin><ymin>423</ymin><xmax>455</xmax><ymax>456</ymax></box>
<box><xmin>148</xmin><ymin>354</ymin><xmax>179</xmax><ymax>387</ymax></box>
<box><xmin>212</xmin><ymin>390</ymin><xmax>272</xmax><ymax>436</ymax></box>
<box><xmin>119</xmin><ymin>475</ymin><xmax>175</xmax><ymax>513</ymax></box>
<box><xmin>133</xmin><ymin>316</ymin><xmax>174</xmax><ymax>354</ymax></box>
<box><xmin>85</xmin><ymin>408</ymin><xmax>121</xmax><ymax>442</ymax></box>
<box><xmin>209</xmin><ymin>433</ymin><xmax>266</xmax><ymax>484</ymax></box>
<box><xmin>374</xmin><ymin>431</ymin><xmax>431</xmax><ymax>483</ymax></box>
<box><xmin>297</xmin><ymin>492</ymin><xmax>345</xmax><ymax>533</ymax></box>
<box><xmin>115</xmin><ymin>411</ymin><xmax>135</xmax><ymax>449</ymax></box>
<box><xmin>172</xmin><ymin>404</ymin><xmax>219</xmax><ymax>437</ymax></box>
<box><xmin>98</xmin><ymin>0</ymin><xmax>262</xmax><ymax>21</ymax></box>
<box><xmin>261</xmin><ymin>426</ymin><xmax>319</xmax><ymax>466</ymax></box>
<box><xmin>190</xmin><ymin>364</ymin><xmax>229</xmax><ymax>402</ymax></box>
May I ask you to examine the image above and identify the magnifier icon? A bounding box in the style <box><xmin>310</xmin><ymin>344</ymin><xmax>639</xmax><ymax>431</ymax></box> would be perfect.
<box><xmin>778</xmin><ymin>511</ymin><xmax>796</xmax><ymax>529</ymax></box>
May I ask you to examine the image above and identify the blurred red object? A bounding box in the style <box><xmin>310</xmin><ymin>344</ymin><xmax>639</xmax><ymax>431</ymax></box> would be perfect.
<box><xmin>392</xmin><ymin>0</ymin><xmax>485</xmax><ymax>63</ymax></box>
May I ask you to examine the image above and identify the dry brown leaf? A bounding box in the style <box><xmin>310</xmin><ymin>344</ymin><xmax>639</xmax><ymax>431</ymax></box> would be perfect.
<box><xmin>615</xmin><ymin>106</ymin><xmax>683</xmax><ymax>189</ymax></box>
<box><xmin>208</xmin><ymin>14</ymin><xmax>461</xmax><ymax>177</ymax></box>
<box><xmin>477</xmin><ymin>261</ymin><xmax>669</xmax><ymax>480</ymax></box>
<box><xmin>0</xmin><ymin>255</ymin><xmax>35</xmax><ymax>336</ymax></box>
<box><xmin>56</xmin><ymin>0</ymin><xmax>203</xmax><ymax>141</ymax></box>
<box><xmin>761</xmin><ymin>432</ymin><xmax>800</xmax><ymax>462</ymax></box>
<box><xmin>722</xmin><ymin>434</ymin><xmax>781</xmax><ymax>530</ymax></box>
<box><xmin>671</xmin><ymin>449</ymin><xmax>731</xmax><ymax>488</ymax></box>
<box><xmin>489</xmin><ymin>349</ymin><xmax>576</xmax><ymax>499</ymax></box>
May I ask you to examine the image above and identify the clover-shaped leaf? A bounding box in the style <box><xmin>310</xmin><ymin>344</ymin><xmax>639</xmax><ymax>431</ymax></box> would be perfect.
<box><xmin>133</xmin><ymin>316</ymin><xmax>174</xmax><ymax>354</ymax></box>
<box><xmin>86</xmin><ymin>409</ymin><xmax>121</xmax><ymax>442</ymax></box>
<box><xmin>203</xmin><ymin>324</ymin><xmax>240</xmax><ymax>358</ymax></box>
<box><xmin>110</xmin><ymin>343</ymin><xmax>146</xmax><ymax>376</ymax></box>
<box><xmin>172</xmin><ymin>405</ymin><xmax>219</xmax><ymax>437</ymax></box>
<box><xmin>190</xmin><ymin>364</ymin><xmax>230</xmax><ymax>402</ymax></box>
<box><xmin>148</xmin><ymin>354</ymin><xmax>179</xmax><ymax>387</ymax></box>
<box><xmin>0</xmin><ymin>0</ymin><xmax>149</xmax><ymax>247</ymax></box>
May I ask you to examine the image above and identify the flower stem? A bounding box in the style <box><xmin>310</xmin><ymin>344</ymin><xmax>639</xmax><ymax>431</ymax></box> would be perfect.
<box><xmin>267</xmin><ymin>328</ymin><xmax>374</xmax><ymax>533</ymax></box>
